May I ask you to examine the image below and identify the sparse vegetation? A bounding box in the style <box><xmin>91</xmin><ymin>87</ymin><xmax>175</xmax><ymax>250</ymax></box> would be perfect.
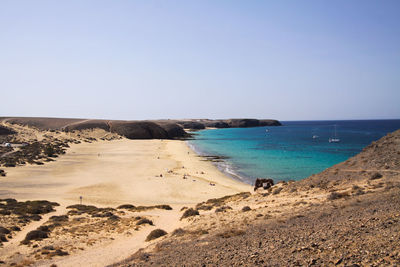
<box><xmin>195</xmin><ymin>192</ymin><xmax>251</xmax><ymax>209</ymax></box>
<box><xmin>66</xmin><ymin>204</ymin><xmax>115</xmax><ymax>216</ymax></box>
<box><xmin>116</xmin><ymin>204</ymin><xmax>172</xmax><ymax>211</ymax></box>
<box><xmin>0</xmin><ymin>141</ymin><xmax>68</xmax><ymax>167</ymax></box>
<box><xmin>0</xmin><ymin>199</ymin><xmax>59</xmax><ymax>228</ymax></box>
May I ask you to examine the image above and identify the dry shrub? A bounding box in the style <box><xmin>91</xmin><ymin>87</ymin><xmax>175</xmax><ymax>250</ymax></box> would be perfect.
<box><xmin>136</xmin><ymin>218</ymin><xmax>153</xmax><ymax>226</ymax></box>
<box><xmin>241</xmin><ymin>206</ymin><xmax>251</xmax><ymax>212</ymax></box>
<box><xmin>195</xmin><ymin>204</ymin><xmax>213</xmax><ymax>211</ymax></box>
<box><xmin>49</xmin><ymin>215</ymin><xmax>69</xmax><ymax>222</ymax></box>
<box><xmin>215</xmin><ymin>206</ymin><xmax>232</xmax><ymax>213</ymax></box>
<box><xmin>0</xmin><ymin>226</ymin><xmax>10</xmax><ymax>235</ymax></box>
<box><xmin>146</xmin><ymin>229</ymin><xmax>167</xmax><ymax>241</ymax></box>
<box><xmin>180</xmin><ymin>208</ymin><xmax>199</xmax><ymax>220</ymax></box>
<box><xmin>370</xmin><ymin>172</ymin><xmax>383</xmax><ymax>180</ymax></box>
<box><xmin>21</xmin><ymin>230</ymin><xmax>48</xmax><ymax>244</ymax></box>
<box><xmin>198</xmin><ymin>192</ymin><xmax>251</xmax><ymax>208</ymax></box>
<box><xmin>117</xmin><ymin>204</ymin><xmax>135</xmax><ymax>209</ymax></box>
<box><xmin>172</xmin><ymin>228</ymin><xmax>186</xmax><ymax>236</ymax></box>
<box><xmin>352</xmin><ymin>185</ymin><xmax>365</xmax><ymax>195</ymax></box>
<box><xmin>191</xmin><ymin>229</ymin><xmax>209</xmax><ymax>236</ymax></box>
<box><xmin>0</xmin><ymin>234</ymin><xmax>7</xmax><ymax>242</ymax></box>
<box><xmin>272</xmin><ymin>187</ymin><xmax>283</xmax><ymax>195</ymax></box>
<box><xmin>216</xmin><ymin>229</ymin><xmax>245</xmax><ymax>238</ymax></box>
<box><xmin>327</xmin><ymin>191</ymin><xmax>349</xmax><ymax>200</ymax></box>
<box><xmin>117</xmin><ymin>204</ymin><xmax>172</xmax><ymax>211</ymax></box>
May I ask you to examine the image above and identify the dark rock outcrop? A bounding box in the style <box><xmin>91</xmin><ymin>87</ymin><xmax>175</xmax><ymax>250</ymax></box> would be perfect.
<box><xmin>156</xmin><ymin>122</ymin><xmax>187</xmax><ymax>138</ymax></box>
<box><xmin>202</xmin><ymin>120</ymin><xmax>230</xmax><ymax>128</ymax></box>
<box><xmin>226</xmin><ymin>119</ymin><xmax>260</xmax><ymax>128</ymax></box>
<box><xmin>108</xmin><ymin>121</ymin><xmax>187</xmax><ymax>139</ymax></box>
<box><xmin>254</xmin><ymin>178</ymin><xmax>274</xmax><ymax>191</ymax></box>
<box><xmin>200</xmin><ymin>119</ymin><xmax>281</xmax><ymax>128</ymax></box>
<box><xmin>259</xmin><ymin>119</ymin><xmax>282</xmax><ymax>126</ymax></box>
<box><xmin>110</xmin><ymin>121</ymin><xmax>169</xmax><ymax>139</ymax></box>
<box><xmin>175</xmin><ymin>121</ymin><xmax>206</xmax><ymax>130</ymax></box>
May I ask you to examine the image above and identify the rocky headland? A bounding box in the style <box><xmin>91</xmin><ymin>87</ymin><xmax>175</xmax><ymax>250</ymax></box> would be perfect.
<box><xmin>0</xmin><ymin>117</ymin><xmax>281</xmax><ymax>140</ymax></box>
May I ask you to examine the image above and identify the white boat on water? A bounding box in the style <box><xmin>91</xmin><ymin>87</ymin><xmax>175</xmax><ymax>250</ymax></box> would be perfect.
<box><xmin>329</xmin><ymin>125</ymin><xmax>340</xmax><ymax>143</ymax></box>
<box><xmin>312</xmin><ymin>135</ymin><xmax>319</xmax><ymax>139</ymax></box>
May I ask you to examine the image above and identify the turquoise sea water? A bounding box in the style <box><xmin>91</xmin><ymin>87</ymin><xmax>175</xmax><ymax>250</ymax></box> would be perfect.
<box><xmin>188</xmin><ymin>120</ymin><xmax>400</xmax><ymax>184</ymax></box>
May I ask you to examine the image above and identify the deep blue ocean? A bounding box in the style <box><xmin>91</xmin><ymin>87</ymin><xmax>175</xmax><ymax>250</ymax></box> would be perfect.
<box><xmin>188</xmin><ymin>120</ymin><xmax>400</xmax><ymax>184</ymax></box>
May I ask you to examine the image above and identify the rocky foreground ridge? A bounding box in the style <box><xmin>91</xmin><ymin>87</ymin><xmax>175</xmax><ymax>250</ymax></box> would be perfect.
<box><xmin>0</xmin><ymin>117</ymin><xmax>281</xmax><ymax>140</ymax></box>
<box><xmin>115</xmin><ymin>129</ymin><xmax>400</xmax><ymax>266</ymax></box>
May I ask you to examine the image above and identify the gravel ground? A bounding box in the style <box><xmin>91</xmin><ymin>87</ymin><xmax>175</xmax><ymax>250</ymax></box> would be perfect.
<box><xmin>117</xmin><ymin>187</ymin><xmax>400</xmax><ymax>267</ymax></box>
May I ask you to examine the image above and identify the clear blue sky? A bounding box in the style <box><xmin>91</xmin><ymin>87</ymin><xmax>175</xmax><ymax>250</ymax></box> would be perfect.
<box><xmin>1</xmin><ymin>1</ymin><xmax>399</xmax><ymax>120</ymax></box>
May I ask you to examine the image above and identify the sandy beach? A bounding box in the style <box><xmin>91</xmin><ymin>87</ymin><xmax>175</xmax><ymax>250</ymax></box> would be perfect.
<box><xmin>1</xmin><ymin>139</ymin><xmax>250</xmax><ymax>206</ymax></box>
<box><xmin>0</xmin><ymin>135</ymin><xmax>251</xmax><ymax>266</ymax></box>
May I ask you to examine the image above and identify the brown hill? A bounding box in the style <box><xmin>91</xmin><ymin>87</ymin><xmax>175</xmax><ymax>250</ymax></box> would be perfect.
<box><xmin>1</xmin><ymin>117</ymin><xmax>187</xmax><ymax>140</ymax></box>
<box><xmin>2</xmin><ymin>117</ymin><xmax>83</xmax><ymax>130</ymax></box>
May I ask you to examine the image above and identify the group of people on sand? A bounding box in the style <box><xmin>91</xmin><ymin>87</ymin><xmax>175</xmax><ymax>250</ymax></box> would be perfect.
<box><xmin>155</xmin><ymin>164</ymin><xmax>217</xmax><ymax>187</ymax></box>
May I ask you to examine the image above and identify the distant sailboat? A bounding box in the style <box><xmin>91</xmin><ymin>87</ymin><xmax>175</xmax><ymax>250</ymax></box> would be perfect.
<box><xmin>329</xmin><ymin>125</ymin><xmax>340</xmax><ymax>143</ymax></box>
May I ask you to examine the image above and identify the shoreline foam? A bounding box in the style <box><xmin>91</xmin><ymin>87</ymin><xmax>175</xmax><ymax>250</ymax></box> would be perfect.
<box><xmin>186</xmin><ymin>140</ymin><xmax>252</xmax><ymax>185</ymax></box>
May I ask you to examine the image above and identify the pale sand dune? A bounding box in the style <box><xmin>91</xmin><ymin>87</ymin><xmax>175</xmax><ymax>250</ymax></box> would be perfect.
<box><xmin>1</xmin><ymin>139</ymin><xmax>251</xmax><ymax>207</ymax></box>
